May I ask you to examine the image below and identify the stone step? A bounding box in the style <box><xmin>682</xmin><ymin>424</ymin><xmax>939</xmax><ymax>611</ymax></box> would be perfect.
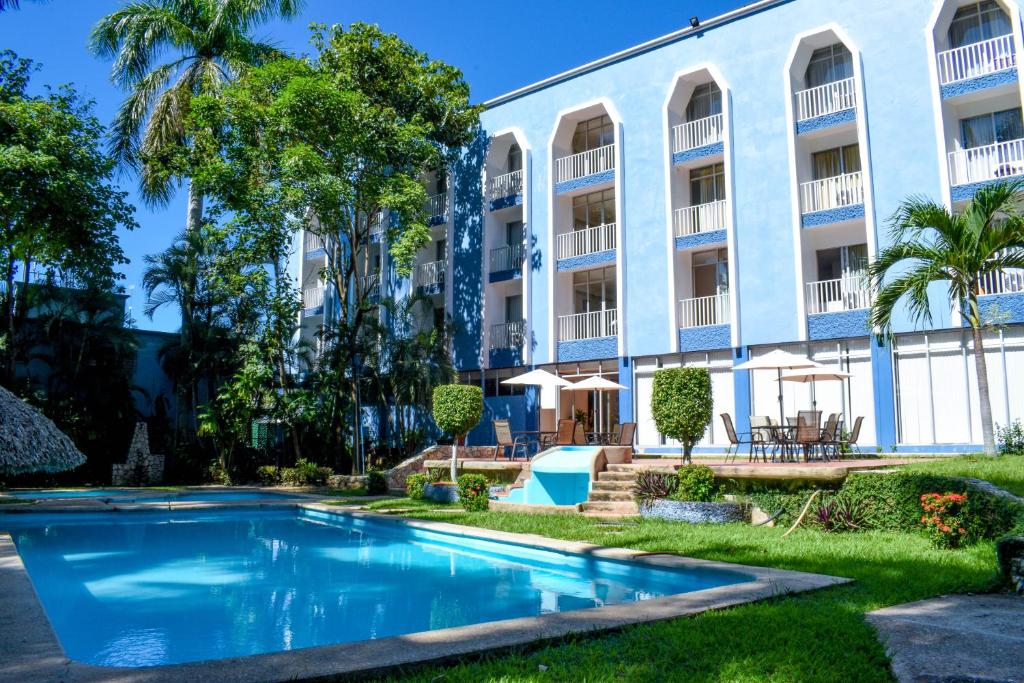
<box><xmin>591</xmin><ymin>480</ymin><xmax>634</xmax><ymax>491</ymax></box>
<box><xmin>580</xmin><ymin>500</ymin><xmax>639</xmax><ymax>514</ymax></box>
<box><xmin>606</xmin><ymin>463</ymin><xmax>676</xmax><ymax>474</ymax></box>
<box><xmin>597</xmin><ymin>471</ymin><xmax>638</xmax><ymax>482</ymax></box>
<box><xmin>587</xmin><ymin>490</ymin><xmax>635</xmax><ymax>502</ymax></box>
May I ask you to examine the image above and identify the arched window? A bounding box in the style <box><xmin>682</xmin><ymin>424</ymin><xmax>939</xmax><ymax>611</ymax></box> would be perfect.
<box><xmin>685</xmin><ymin>82</ymin><xmax>722</xmax><ymax>121</ymax></box>
<box><xmin>948</xmin><ymin>1</ymin><xmax>1011</xmax><ymax>49</ymax></box>
<box><xmin>805</xmin><ymin>43</ymin><xmax>853</xmax><ymax>88</ymax></box>
<box><xmin>506</xmin><ymin>143</ymin><xmax>522</xmax><ymax>173</ymax></box>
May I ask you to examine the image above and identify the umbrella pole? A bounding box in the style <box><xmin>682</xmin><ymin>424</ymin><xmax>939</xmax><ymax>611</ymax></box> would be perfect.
<box><xmin>777</xmin><ymin>368</ymin><xmax>785</xmax><ymax>426</ymax></box>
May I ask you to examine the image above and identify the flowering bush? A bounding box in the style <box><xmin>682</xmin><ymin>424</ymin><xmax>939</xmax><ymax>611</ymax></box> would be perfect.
<box><xmin>920</xmin><ymin>493</ymin><xmax>969</xmax><ymax>548</ymax></box>
<box><xmin>457</xmin><ymin>473</ymin><xmax>490</xmax><ymax>512</ymax></box>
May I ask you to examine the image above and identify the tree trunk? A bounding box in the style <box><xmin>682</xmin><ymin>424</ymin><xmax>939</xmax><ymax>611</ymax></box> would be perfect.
<box><xmin>970</xmin><ymin>324</ymin><xmax>996</xmax><ymax>455</ymax></box>
<box><xmin>450</xmin><ymin>438</ymin><xmax>458</xmax><ymax>483</ymax></box>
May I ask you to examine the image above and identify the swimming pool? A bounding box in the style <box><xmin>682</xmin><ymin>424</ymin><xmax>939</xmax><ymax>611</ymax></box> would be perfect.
<box><xmin>4</xmin><ymin>489</ymin><xmax>306</xmax><ymax>502</ymax></box>
<box><xmin>3</xmin><ymin>508</ymin><xmax>752</xmax><ymax>667</ymax></box>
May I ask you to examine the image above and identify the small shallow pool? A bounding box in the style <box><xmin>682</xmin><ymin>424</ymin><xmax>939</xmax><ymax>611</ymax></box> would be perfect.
<box><xmin>3</xmin><ymin>508</ymin><xmax>752</xmax><ymax>667</ymax></box>
<box><xmin>4</xmin><ymin>489</ymin><xmax>306</xmax><ymax>502</ymax></box>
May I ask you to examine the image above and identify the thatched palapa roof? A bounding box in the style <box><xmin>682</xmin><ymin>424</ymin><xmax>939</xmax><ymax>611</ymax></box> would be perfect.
<box><xmin>0</xmin><ymin>384</ymin><xmax>86</xmax><ymax>475</ymax></box>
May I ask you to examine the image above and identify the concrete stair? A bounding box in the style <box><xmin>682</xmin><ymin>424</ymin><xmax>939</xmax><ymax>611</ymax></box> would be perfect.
<box><xmin>579</xmin><ymin>464</ymin><xmax>642</xmax><ymax>515</ymax></box>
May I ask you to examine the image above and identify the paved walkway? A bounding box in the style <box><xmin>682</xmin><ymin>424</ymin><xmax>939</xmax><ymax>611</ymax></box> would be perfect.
<box><xmin>868</xmin><ymin>593</ymin><xmax>1024</xmax><ymax>683</ymax></box>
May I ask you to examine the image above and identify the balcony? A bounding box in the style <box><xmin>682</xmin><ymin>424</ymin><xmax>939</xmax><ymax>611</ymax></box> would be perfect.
<box><xmin>678</xmin><ymin>293</ymin><xmax>730</xmax><ymax>328</ymax></box>
<box><xmin>424</xmin><ymin>193</ymin><xmax>448</xmax><ymax>223</ymax></box>
<box><xmin>979</xmin><ymin>266</ymin><xmax>1024</xmax><ymax>296</ymax></box>
<box><xmin>489</xmin><ymin>243</ymin><xmax>523</xmax><ymax>273</ymax></box>
<box><xmin>672</xmin><ymin>113</ymin><xmax>724</xmax><ymax>155</ymax></box>
<box><xmin>413</xmin><ymin>259</ymin><xmax>447</xmax><ymax>290</ymax></box>
<box><xmin>487</xmin><ymin>170</ymin><xmax>523</xmax><ymax>205</ymax></box>
<box><xmin>674</xmin><ymin>200</ymin><xmax>727</xmax><ymax>238</ymax></box>
<box><xmin>794</xmin><ymin>76</ymin><xmax>856</xmax><ymax>122</ymax></box>
<box><xmin>556</xmin><ymin>223</ymin><xmax>616</xmax><ymax>261</ymax></box>
<box><xmin>368</xmin><ymin>211</ymin><xmax>385</xmax><ymax>240</ymax></box>
<box><xmin>553</xmin><ymin>144</ymin><xmax>616</xmax><ymax>185</ymax></box>
<box><xmin>359</xmin><ymin>273</ymin><xmax>380</xmax><ymax>300</ymax></box>
<box><xmin>937</xmin><ymin>34</ymin><xmax>1016</xmax><ymax>86</ymax></box>
<box><xmin>800</xmin><ymin>171</ymin><xmax>864</xmax><ymax>217</ymax></box>
<box><xmin>558</xmin><ymin>308</ymin><xmax>617</xmax><ymax>342</ymax></box>
<box><xmin>805</xmin><ymin>277</ymin><xmax>872</xmax><ymax>315</ymax></box>
<box><xmin>490</xmin><ymin>320</ymin><xmax>525</xmax><ymax>350</ymax></box>
<box><xmin>302</xmin><ymin>286</ymin><xmax>324</xmax><ymax>316</ymax></box>
<box><xmin>303</xmin><ymin>231</ymin><xmax>326</xmax><ymax>259</ymax></box>
<box><xmin>948</xmin><ymin>139</ymin><xmax>1024</xmax><ymax>187</ymax></box>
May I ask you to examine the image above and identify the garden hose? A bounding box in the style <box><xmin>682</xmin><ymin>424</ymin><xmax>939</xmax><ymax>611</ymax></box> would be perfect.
<box><xmin>783</xmin><ymin>489</ymin><xmax>823</xmax><ymax>537</ymax></box>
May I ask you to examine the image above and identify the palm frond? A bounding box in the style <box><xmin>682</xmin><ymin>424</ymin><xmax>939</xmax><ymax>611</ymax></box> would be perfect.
<box><xmin>90</xmin><ymin>1</ymin><xmax>198</xmax><ymax>87</ymax></box>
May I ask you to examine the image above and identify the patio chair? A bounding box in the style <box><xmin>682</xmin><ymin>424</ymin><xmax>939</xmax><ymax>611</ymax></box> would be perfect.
<box><xmin>721</xmin><ymin>413</ymin><xmax>753</xmax><ymax>464</ymax></box>
<box><xmin>553</xmin><ymin>418</ymin><xmax>577</xmax><ymax>446</ymax></box>
<box><xmin>794</xmin><ymin>417</ymin><xmax>821</xmax><ymax>462</ymax></box>
<box><xmin>492</xmin><ymin>419</ymin><xmax>535</xmax><ymax>461</ymax></box>
<box><xmin>615</xmin><ymin>422</ymin><xmax>637</xmax><ymax>454</ymax></box>
<box><xmin>818</xmin><ymin>414</ymin><xmax>840</xmax><ymax>462</ymax></box>
<box><xmin>842</xmin><ymin>416</ymin><xmax>864</xmax><ymax>456</ymax></box>
<box><xmin>797</xmin><ymin>410</ymin><xmax>822</xmax><ymax>429</ymax></box>
<box><xmin>748</xmin><ymin>416</ymin><xmax>772</xmax><ymax>463</ymax></box>
<box><xmin>573</xmin><ymin>421</ymin><xmax>587</xmax><ymax>445</ymax></box>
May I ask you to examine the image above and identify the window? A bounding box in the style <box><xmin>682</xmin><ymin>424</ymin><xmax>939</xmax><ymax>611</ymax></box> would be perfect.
<box><xmin>692</xmin><ymin>248</ymin><xmax>729</xmax><ymax>298</ymax></box>
<box><xmin>949</xmin><ymin>1</ymin><xmax>1012</xmax><ymax>49</ymax></box>
<box><xmin>435</xmin><ymin>173</ymin><xmax>448</xmax><ymax>195</ymax></box>
<box><xmin>504</xmin><ymin>294</ymin><xmax>522</xmax><ymax>323</ymax></box>
<box><xmin>812</xmin><ymin>144</ymin><xmax>861</xmax><ymax>180</ymax></box>
<box><xmin>960</xmin><ymin>108</ymin><xmax>1024</xmax><ymax>148</ymax></box>
<box><xmin>805</xmin><ymin>43</ymin><xmax>853</xmax><ymax>88</ymax></box>
<box><xmin>573</xmin><ymin>266</ymin><xmax>616</xmax><ymax>314</ymax></box>
<box><xmin>816</xmin><ymin>244</ymin><xmax>868</xmax><ymax>281</ymax></box>
<box><xmin>689</xmin><ymin>163</ymin><xmax>726</xmax><ymax>204</ymax></box>
<box><xmin>685</xmin><ymin>82</ymin><xmax>722</xmax><ymax>121</ymax></box>
<box><xmin>572</xmin><ymin>189</ymin><xmax>616</xmax><ymax>229</ymax></box>
<box><xmin>506</xmin><ymin>143</ymin><xmax>522</xmax><ymax>173</ymax></box>
<box><xmin>505</xmin><ymin>220</ymin><xmax>524</xmax><ymax>248</ymax></box>
<box><xmin>571</xmin><ymin>115</ymin><xmax>614</xmax><ymax>154</ymax></box>
<box><xmin>435</xmin><ymin>239</ymin><xmax>446</xmax><ymax>262</ymax></box>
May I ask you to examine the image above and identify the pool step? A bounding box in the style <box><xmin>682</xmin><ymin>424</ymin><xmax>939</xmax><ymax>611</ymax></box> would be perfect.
<box><xmin>579</xmin><ymin>500</ymin><xmax>639</xmax><ymax>515</ymax></box>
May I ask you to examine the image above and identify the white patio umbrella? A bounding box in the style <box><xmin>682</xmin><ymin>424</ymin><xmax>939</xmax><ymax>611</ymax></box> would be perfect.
<box><xmin>781</xmin><ymin>367</ymin><xmax>852</xmax><ymax>415</ymax></box>
<box><xmin>565</xmin><ymin>376</ymin><xmax>629</xmax><ymax>434</ymax></box>
<box><xmin>734</xmin><ymin>349</ymin><xmax>822</xmax><ymax>425</ymax></box>
<box><xmin>501</xmin><ymin>369</ymin><xmax>573</xmax><ymax>425</ymax></box>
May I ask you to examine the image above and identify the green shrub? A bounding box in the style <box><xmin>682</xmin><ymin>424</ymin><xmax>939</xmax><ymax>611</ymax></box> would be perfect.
<box><xmin>633</xmin><ymin>471</ymin><xmax>677</xmax><ymax>505</ymax></box>
<box><xmin>427</xmin><ymin>467</ymin><xmax>447</xmax><ymax>483</ymax></box>
<box><xmin>997</xmin><ymin>420</ymin><xmax>1024</xmax><ymax>456</ymax></box>
<box><xmin>457</xmin><ymin>473</ymin><xmax>490</xmax><ymax>512</ymax></box>
<box><xmin>406</xmin><ymin>473</ymin><xmax>429</xmax><ymax>500</ymax></box>
<box><xmin>256</xmin><ymin>465</ymin><xmax>281</xmax><ymax>486</ymax></box>
<box><xmin>651</xmin><ymin>368</ymin><xmax>712</xmax><ymax>463</ymax></box>
<box><xmin>839</xmin><ymin>472</ymin><xmax>1018</xmax><ymax>542</ymax></box>
<box><xmin>671</xmin><ymin>464</ymin><xmax>719</xmax><ymax>502</ymax></box>
<box><xmin>280</xmin><ymin>458</ymin><xmax>331</xmax><ymax>486</ymax></box>
<box><xmin>742</xmin><ymin>489</ymin><xmax>817</xmax><ymax>526</ymax></box>
<box><xmin>366</xmin><ymin>470</ymin><xmax>388</xmax><ymax>495</ymax></box>
<box><xmin>207</xmin><ymin>460</ymin><xmax>231</xmax><ymax>485</ymax></box>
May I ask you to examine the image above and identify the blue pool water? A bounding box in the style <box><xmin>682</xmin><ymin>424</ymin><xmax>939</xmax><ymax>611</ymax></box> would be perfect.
<box><xmin>4</xmin><ymin>509</ymin><xmax>751</xmax><ymax>667</ymax></box>
<box><xmin>503</xmin><ymin>446</ymin><xmax>600</xmax><ymax>505</ymax></box>
<box><xmin>5</xmin><ymin>489</ymin><xmax>304</xmax><ymax>502</ymax></box>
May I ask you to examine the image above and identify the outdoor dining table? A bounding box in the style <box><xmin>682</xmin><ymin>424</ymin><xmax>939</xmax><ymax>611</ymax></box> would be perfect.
<box><xmin>586</xmin><ymin>431</ymin><xmax>615</xmax><ymax>445</ymax></box>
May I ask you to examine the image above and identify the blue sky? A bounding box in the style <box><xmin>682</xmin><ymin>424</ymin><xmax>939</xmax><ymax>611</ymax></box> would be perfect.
<box><xmin>0</xmin><ymin>0</ymin><xmax>745</xmax><ymax>331</ymax></box>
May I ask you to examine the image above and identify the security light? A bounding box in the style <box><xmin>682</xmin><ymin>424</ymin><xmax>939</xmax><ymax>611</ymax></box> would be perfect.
<box><xmin>690</xmin><ymin>16</ymin><xmax>700</xmax><ymax>28</ymax></box>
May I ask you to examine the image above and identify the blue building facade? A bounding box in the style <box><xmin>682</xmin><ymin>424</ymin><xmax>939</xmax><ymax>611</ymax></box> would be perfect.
<box><xmin>302</xmin><ymin>0</ymin><xmax>1024</xmax><ymax>452</ymax></box>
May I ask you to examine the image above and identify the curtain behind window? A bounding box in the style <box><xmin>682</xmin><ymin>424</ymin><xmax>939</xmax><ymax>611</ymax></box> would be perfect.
<box><xmin>949</xmin><ymin>1</ymin><xmax>1011</xmax><ymax>48</ymax></box>
<box><xmin>805</xmin><ymin>44</ymin><xmax>853</xmax><ymax>88</ymax></box>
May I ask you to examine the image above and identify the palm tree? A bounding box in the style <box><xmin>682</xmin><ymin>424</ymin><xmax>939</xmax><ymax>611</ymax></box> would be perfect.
<box><xmin>90</xmin><ymin>0</ymin><xmax>303</xmax><ymax>226</ymax></box>
<box><xmin>869</xmin><ymin>181</ymin><xmax>1024</xmax><ymax>454</ymax></box>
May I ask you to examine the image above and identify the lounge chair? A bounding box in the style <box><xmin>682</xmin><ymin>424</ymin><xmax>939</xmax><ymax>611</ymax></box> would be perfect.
<box><xmin>492</xmin><ymin>419</ymin><xmax>535</xmax><ymax>461</ymax></box>
<box><xmin>721</xmin><ymin>413</ymin><xmax>754</xmax><ymax>464</ymax></box>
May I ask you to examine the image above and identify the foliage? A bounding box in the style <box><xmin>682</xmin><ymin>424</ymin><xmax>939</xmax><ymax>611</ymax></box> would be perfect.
<box><xmin>900</xmin><ymin>455</ymin><xmax>1024</xmax><ymax>497</ymax></box>
<box><xmin>432</xmin><ymin>385</ymin><xmax>484</xmax><ymax>438</ymax></box>
<box><xmin>427</xmin><ymin>467</ymin><xmax>448</xmax><ymax>483</ymax></box>
<box><xmin>869</xmin><ymin>182</ymin><xmax>1024</xmax><ymax>454</ymax></box>
<box><xmin>206</xmin><ymin>459</ymin><xmax>231</xmax><ymax>485</ymax></box>
<box><xmin>632</xmin><ymin>471</ymin><xmax>677</xmax><ymax>506</ymax></box>
<box><xmin>812</xmin><ymin>495</ymin><xmax>870</xmax><ymax>533</ymax></box>
<box><xmin>920</xmin><ymin>492</ymin><xmax>969</xmax><ymax>548</ymax></box>
<box><xmin>406</xmin><ymin>473</ymin><xmax>429</xmax><ymax>500</ymax></box>
<box><xmin>280</xmin><ymin>458</ymin><xmax>331</xmax><ymax>487</ymax></box>
<box><xmin>366</xmin><ymin>470</ymin><xmax>388</xmax><ymax>496</ymax></box>
<box><xmin>456</xmin><ymin>473</ymin><xmax>490</xmax><ymax>512</ymax></box>
<box><xmin>670</xmin><ymin>464</ymin><xmax>720</xmax><ymax>502</ymax></box>
<box><xmin>256</xmin><ymin>465</ymin><xmax>280</xmax><ymax>486</ymax></box>
<box><xmin>996</xmin><ymin>535</ymin><xmax>1024</xmax><ymax>587</ymax></box>
<box><xmin>997</xmin><ymin>421</ymin><xmax>1024</xmax><ymax>456</ymax></box>
<box><xmin>650</xmin><ymin>368</ymin><xmax>712</xmax><ymax>463</ymax></box>
<box><xmin>742</xmin><ymin>489</ymin><xmax>819</xmax><ymax>527</ymax></box>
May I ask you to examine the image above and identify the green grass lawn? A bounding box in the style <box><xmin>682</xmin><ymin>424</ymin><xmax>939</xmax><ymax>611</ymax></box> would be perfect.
<box><xmin>369</xmin><ymin>502</ymin><xmax>1002</xmax><ymax>682</ymax></box>
<box><xmin>900</xmin><ymin>455</ymin><xmax>1024</xmax><ymax>497</ymax></box>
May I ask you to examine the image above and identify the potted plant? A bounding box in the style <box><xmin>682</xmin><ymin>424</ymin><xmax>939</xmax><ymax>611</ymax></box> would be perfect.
<box><xmin>650</xmin><ymin>367</ymin><xmax>712</xmax><ymax>465</ymax></box>
<box><xmin>431</xmin><ymin>384</ymin><xmax>484</xmax><ymax>484</ymax></box>
<box><xmin>634</xmin><ymin>465</ymin><xmax>749</xmax><ymax>524</ymax></box>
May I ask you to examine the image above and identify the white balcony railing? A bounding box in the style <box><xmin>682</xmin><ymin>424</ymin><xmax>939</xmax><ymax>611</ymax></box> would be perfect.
<box><xmin>559</xmin><ymin>308</ymin><xmax>617</xmax><ymax>342</ymax></box>
<box><xmin>556</xmin><ymin>223</ymin><xmax>616</xmax><ymax>260</ymax></box>
<box><xmin>368</xmin><ymin>210</ymin><xmax>386</xmax><ymax>238</ymax></box>
<box><xmin>490</xmin><ymin>320</ymin><xmax>525</xmax><ymax>350</ymax></box>
<box><xmin>302</xmin><ymin>286</ymin><xmax>324</xmax><ymax>311</ymax></box>
<box><xmin>490</xmin><ymin>243</ymin><xmax>523</xmax><ymax>272</ymax></box>
<box><xmin>487</xmin><ymin>170</ymin><xmax>523</xmax><ymax>201</ymax></box>
<box><xmin>678</xmin><ymin>293</ymin><xmax>730</xmax><ymax>328</ymax></box>
<box><xmin>413</xmin><ymin>259</ymin><xmax>447</xmax><ymax>288</ymax></box>
<box><xmin>805</xmin><ymin>277</ymin><xmax>872</xmax><ymax>315</ymax></box>
<box><xmin>937</xmin><ymin>34</ymin><xmax>1016</xmax><ymax>85</ymax></box>
<box><xmin>948</xmin><ymin>138</ymin><xmax>1024</xmax><ymax>186</ymax></box>
<box><xmin>800</xmin><ymin>171</ymin><xmax>864</xmax><ymax>214</ymax></box>
<box><xmin>979</xmin><ymin>260</ymin><xmax>1024</xmax><ymax>296</ymax></box>
<box><xmin>359</xmin><ymin>273</ymin><xmax>380</xmax><ymax>299</ymax></box>
<box><xmin>794</xmin><ymin>76</ymin><xmax>856</xmax><ymax>122</ymax></box>
<box><xmin>672</xmin><ymin>113</ymin><xmax>724</xmax><ymax>153</ymax></box>
<box><xmin>553</xmin><ymin>143</ymin><xmax>616</xmax><ymax>184</ymax></box>
<box><xmin>425</xmin><ymin>193</ymin><xmax>448</xmax><ymax>219</ymax></box>
<box><xmin>673</xmin><ymin>200</ymin><xmax>728</xmax><ymax>237</ymax></box>
<box><xmin>303</xmin><ymin>231</ymin><xmax>326</xmax><ymax>257</ymax></box>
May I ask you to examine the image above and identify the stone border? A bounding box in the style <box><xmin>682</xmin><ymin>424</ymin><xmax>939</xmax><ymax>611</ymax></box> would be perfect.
<box><xmin>0</xmin><ymin>502</ymin><xmax>850</xmax><ymax>682</ymax></box>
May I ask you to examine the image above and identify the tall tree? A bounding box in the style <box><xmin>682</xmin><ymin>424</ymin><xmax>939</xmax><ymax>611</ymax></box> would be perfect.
<box><xmin>869</xmin><ymin>182</ymin><xmax>1024</xmax><ymax>454</ymax></box>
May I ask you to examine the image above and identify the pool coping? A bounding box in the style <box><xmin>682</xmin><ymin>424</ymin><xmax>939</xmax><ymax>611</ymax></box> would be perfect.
<box><xmin>0</xmin><ymin>502</ymin><xmax>851</xmax><ymax>682</ymax></box>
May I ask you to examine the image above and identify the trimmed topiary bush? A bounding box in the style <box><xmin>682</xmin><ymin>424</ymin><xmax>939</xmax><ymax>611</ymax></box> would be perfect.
<box><xmin>406</xmin><ymin>473</ymin><xmax>429</xmax><ymax>500</ymax></box>
<box><xmin>432</xmin><ymin>384</ymin><xmax>484</xmax><ymax>482</ymax></box>
<box><xmin>366</xmin><ymin>469</ymin><xmax>387</xmax><ymax>495</ymax></box>
<box><xmin>457</xmin><ymin>473</ymin><xmax>489</xmax><ymax>511</ymax></box>
<box><xmin>671</xmin><ymin>464</ymin><xmax>720</xmax><ymax>502</ymax></box>
<box><xmin>651</xmin><ymin>367</ymin><xmax>712</xmax><ymax>464</ymax></box>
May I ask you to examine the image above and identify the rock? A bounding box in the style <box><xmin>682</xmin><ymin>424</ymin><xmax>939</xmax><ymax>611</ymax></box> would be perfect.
<box><xmin>639</xmin><ymin>499</ymin><xmax>750</xmax><ymax>524</ymax></box>
<box><xmin>111</xmin><ymin>423</ymin><xmax>164</xmax><ymax>486</ymax></box>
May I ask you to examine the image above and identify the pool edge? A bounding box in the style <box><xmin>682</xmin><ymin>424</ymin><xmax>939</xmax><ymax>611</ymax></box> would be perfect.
<box><xmin>0</xmin><ymin>505</ymin><xmax>852</xmax><ymax>682</ymax></box>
